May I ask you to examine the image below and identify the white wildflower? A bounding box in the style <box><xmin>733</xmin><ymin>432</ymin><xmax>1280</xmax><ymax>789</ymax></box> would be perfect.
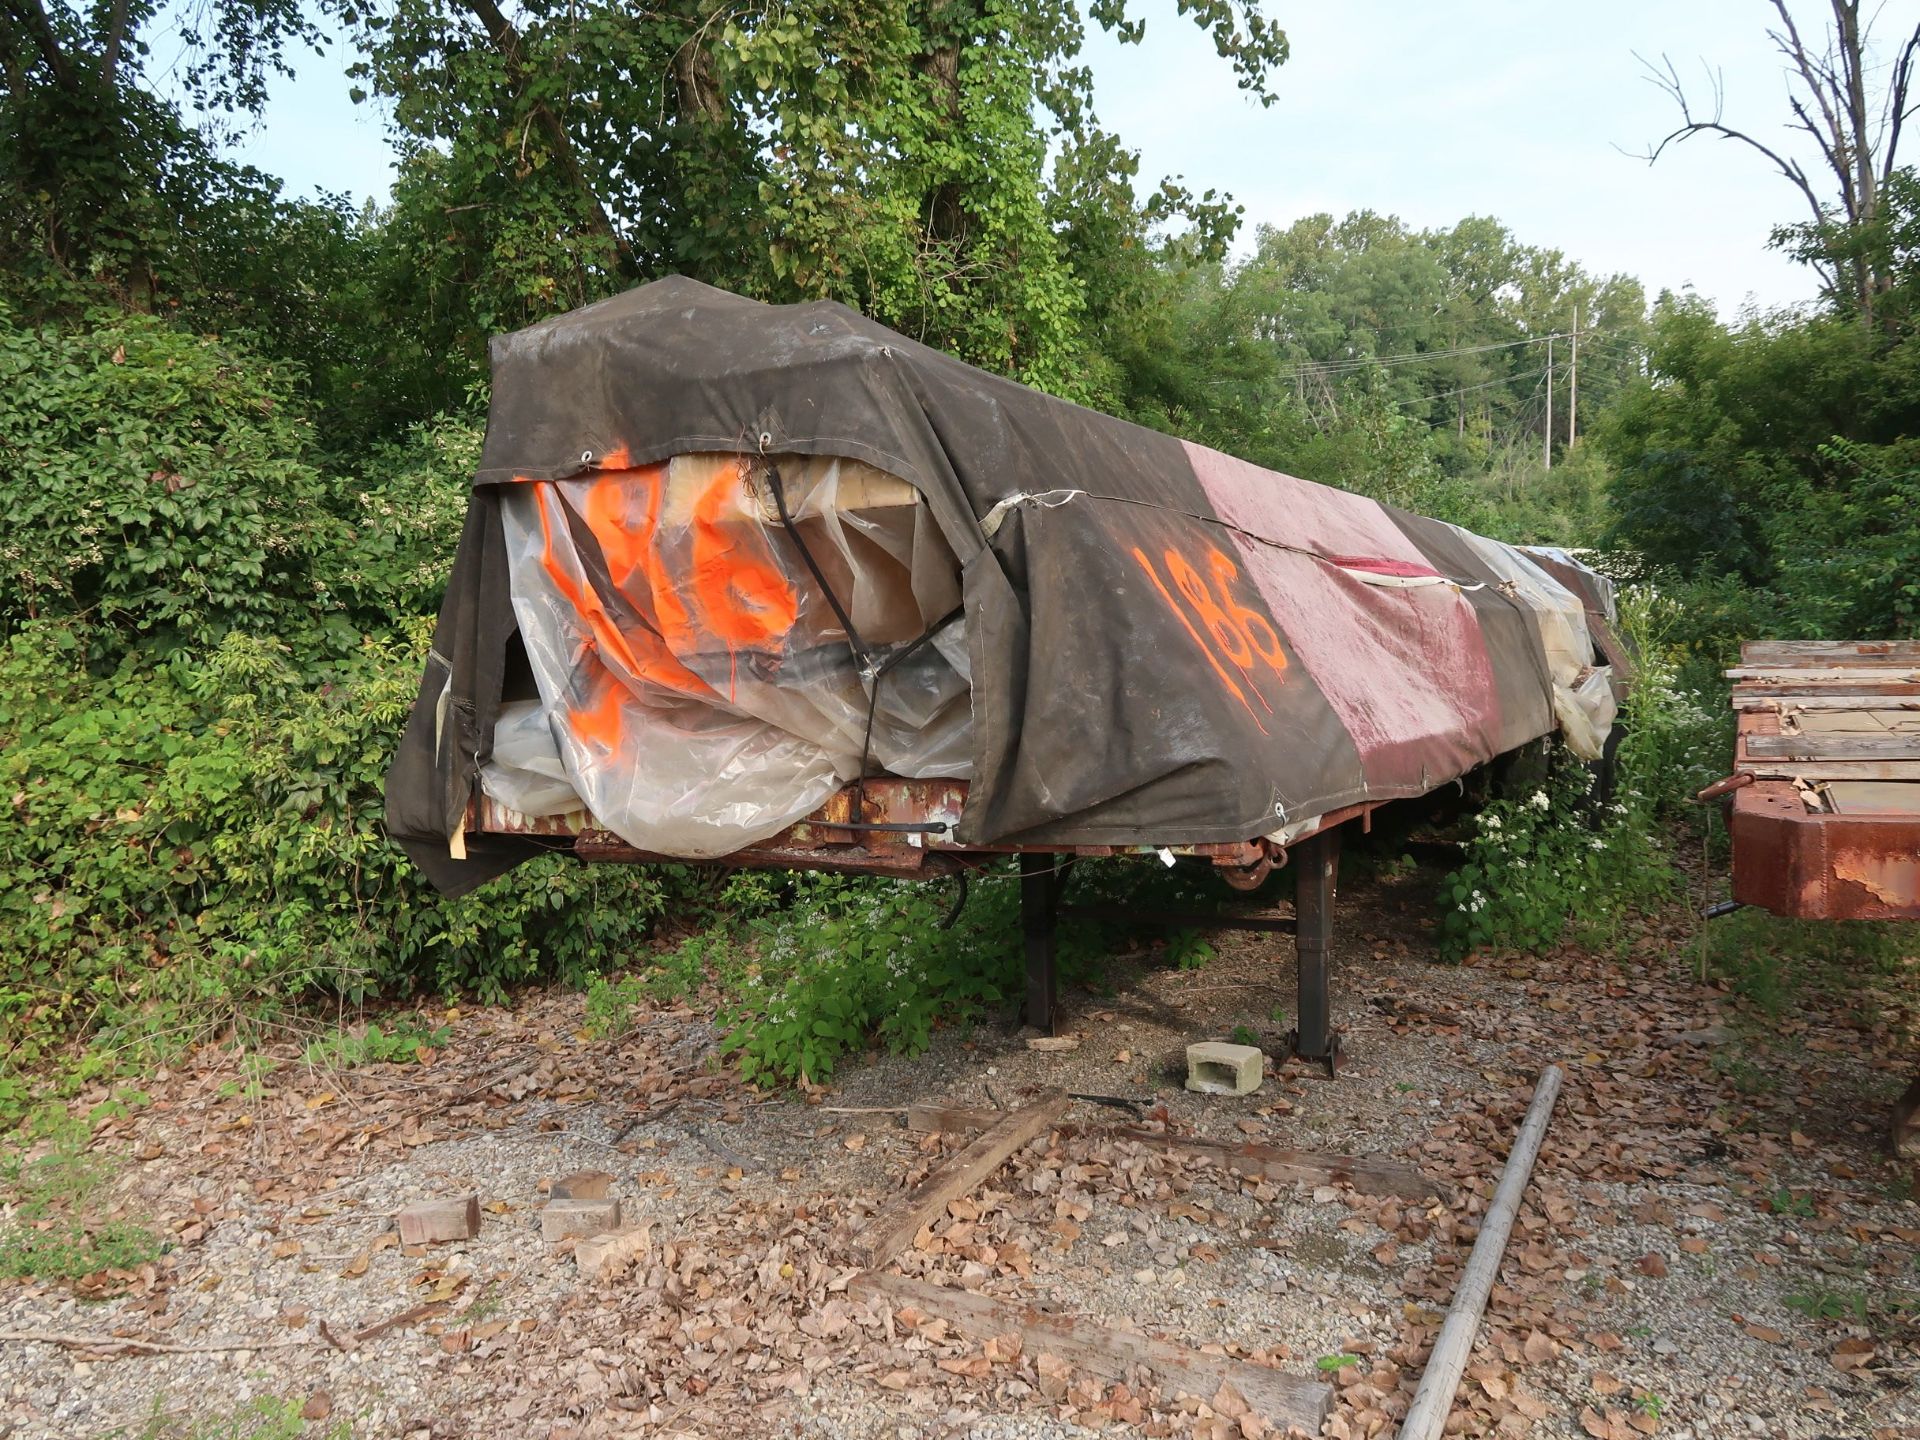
<box><xmin>1530</xmin><ymin>790</ymin><xmax>1550</xmax><ymax>811</ymax></box>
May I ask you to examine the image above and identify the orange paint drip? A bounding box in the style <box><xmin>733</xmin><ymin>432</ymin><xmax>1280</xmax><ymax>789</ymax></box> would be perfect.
<box><xmin>536</xmin><ymin>482</ymin><xmax>714</xmax><ymax>702</ymax></box>
<box><xmin>1132</xmin><ymin>546</ymin><xmax>1268</xmax><ymax>735</ymax></box>
<box><xmin>584</xmin><ymin>466</ymin><xmax>665</xmax><ymax>588</ymax></box>
<box><xmin>690</xmin><ymin>460</ymin><xmax>799</xmax><ymax>651</ymax></box>
<box><xmin>571</xmin><ymin>471</ymin><xmax>714</xmax><ymax>697</ymax></box>
<box><xmin>1207</xmin><ymin>546</ymin><xmax>1289</xmax><ymax>677</ymax></box>
<box><xmin>568</xmin><ymin>668</ymin><xmax>628</xmax><ymax>751</ymax></box>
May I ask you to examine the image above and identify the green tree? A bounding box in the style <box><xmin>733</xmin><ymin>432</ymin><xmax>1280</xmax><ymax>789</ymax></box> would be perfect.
<box><xmin>334</xmin><ymin>0</ymin><xmax>1287</xmax><ymax>393</ymax></box>
<box><xmin>0</xmin><ymin>0</ymin><xmax>319</xmax><ymax>301</ymax></box>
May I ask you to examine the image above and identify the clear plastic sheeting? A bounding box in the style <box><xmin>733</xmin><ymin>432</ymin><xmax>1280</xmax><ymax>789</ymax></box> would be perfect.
<box><xmin>479</xmin><ymin>699</ymin><xmax>584</xmax><ymax>818</ymax></box>
<box><xmin>499</xmin><ymin>453</ymin><xmax>971</xmax><ymax>858</ymax></box>
<box><xmin>1458</xmin><ymin>531</ymin><xmax>1617</xmax><ymax>760</ymax></box>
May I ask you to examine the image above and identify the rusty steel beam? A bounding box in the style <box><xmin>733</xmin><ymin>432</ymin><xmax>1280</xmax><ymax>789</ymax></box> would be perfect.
<box><xmin>468</xmin><ymin>781</ymin><xmax>1378</xmax><ymax>877</ymax></box>
<box><xmin>1726</xmin><ymin>788</ymin><xmax>1920</xmax><ymax>919</ymax></box>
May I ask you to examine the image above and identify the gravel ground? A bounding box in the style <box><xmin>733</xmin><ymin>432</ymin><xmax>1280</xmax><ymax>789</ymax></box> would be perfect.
<box><xmin>1</xmin><ymin>858</ymin><xmax>1914</xmax><ymax>1439</ymax></box>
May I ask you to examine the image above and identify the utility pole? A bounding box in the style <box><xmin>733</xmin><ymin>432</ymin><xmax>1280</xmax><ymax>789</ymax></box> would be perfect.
<box><xmin>1544</xmin><ymin>334</ymin><xmax>1554</xmax><ymax>471</ymax></box>
<box><xmin>1569</xmin><ymin>305</ymin><xmax>1579</xmax><ymax>447</ymax></box>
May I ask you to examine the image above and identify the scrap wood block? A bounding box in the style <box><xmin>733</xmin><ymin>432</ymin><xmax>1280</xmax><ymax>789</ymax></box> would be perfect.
<box><xmin>845</xmin><ymin>1092</ymin><xmax>1069</xmax><ymax>1269</ymax></box>
<box><xmin>905</xmin><ymin>1102</ymin><xmax>1443</xmax><ymax>1203</ymax></box>
<box><xmin>396</xmin><ymin>1195</ymin><xmax>481</xmax><ymax>1246</ymax></box>
<box><xmin>905</xmin><ymin>1100</ymin><xmax>1004</xmax><ymax>1135</ymax></box>
<box><xmin>1101</xmin><ymin>1123</ymin><xmax>1447</xmax><ymax>1204</ymax></box>
<box><xmin>849</xmin><ymin>1270</ymin><xmax>1331</xmax><ymax>1435</ymax></box>
<box><xmin>575</xmin><ymin>1223</ymin><xmax>654</xmax><ymax>1280</ymax></box>
<box><xmin>1895</xmin><ymin>1073</ymin><xmax>1920</xmax><ymax>1158</ymax></box>
<box><xmin>541</xmin><ymin>1197</ymin><xmax>622</xmax><ymax>1242</ymax></box>
<box><xmin>550</xmin><ymin>1169</ymin><xmax>614</xmax><ymax>1200</ymax></box>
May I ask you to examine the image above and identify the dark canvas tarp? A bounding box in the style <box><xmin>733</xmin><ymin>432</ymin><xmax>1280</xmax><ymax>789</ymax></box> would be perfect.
<box><xmin>387</xmin><ymin>277</ymin><xmax>1615</xmax><ymax>895</ymax></box>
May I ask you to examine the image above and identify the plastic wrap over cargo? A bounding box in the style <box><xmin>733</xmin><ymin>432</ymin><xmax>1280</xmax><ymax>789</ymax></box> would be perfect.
<box><xmin>492</xmin><ymin>453</ymin><xmax>972</xmax><ymax>857</ymax></box>
<box><xmin>1456</xmin><ymin>533</ymin><xmax>1617</xmax><ymax>760</ymax></box>
<box><xmin>479</xmin><ymin>699</ymin><xmax>584</xmax><ymax>818</ymax></box>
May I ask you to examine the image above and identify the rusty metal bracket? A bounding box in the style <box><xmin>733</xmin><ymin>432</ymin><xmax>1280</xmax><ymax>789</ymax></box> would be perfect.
<box><xmin>1695</xmin><ymin>772</ymin><xmax>1755</xmax><ymax>803</ymax></box>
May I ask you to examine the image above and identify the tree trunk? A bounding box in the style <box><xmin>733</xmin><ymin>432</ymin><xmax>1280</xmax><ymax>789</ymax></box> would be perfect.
<box><xmin>460</xmin><ymin>0</ymin><xmax>641</xmax><ymax>281</ymax></box>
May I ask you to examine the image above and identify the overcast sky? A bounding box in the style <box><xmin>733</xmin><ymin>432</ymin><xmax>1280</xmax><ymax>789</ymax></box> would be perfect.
<box><xmin>197</xmin><ymin>0</ymin><xmax>1917</xmax><ymax>315</ymax></box>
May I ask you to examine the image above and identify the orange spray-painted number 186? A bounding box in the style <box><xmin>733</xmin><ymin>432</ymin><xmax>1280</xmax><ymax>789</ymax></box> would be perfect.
<box><xmin>1131</xmin><ymin>543</ymin><xmax>1287</xmax><ymax>731</ymax></box>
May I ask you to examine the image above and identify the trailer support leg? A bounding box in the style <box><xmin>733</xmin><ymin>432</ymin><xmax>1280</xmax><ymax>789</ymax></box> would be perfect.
<box><xmin>1021</xmin><ymin>853</ymin><xmax>1062</xmax><ymax>1034</ymax></box>
<box><xmin>1290</xmin><ymin>825</ymin><xmax>1343</xmax><ymax>1076</ymax></box>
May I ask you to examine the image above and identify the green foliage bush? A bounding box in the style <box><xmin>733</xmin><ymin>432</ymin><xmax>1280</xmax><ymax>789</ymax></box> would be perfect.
<box><xmin>717</xmin><ymin>874</ymin><xmax>1022</xmax><ymax>1086</ymax></box>
<box><xmin>704</xmin><ymin>856</ymin><xmax>1247</xmax><ymax>1086</ymax></box>
<box><xmin>0</xmin><ymin>618</ymin><xmax>666</xmax><ymax>1074</ymax></box>
<box><xmin>0</xmin><ymin>317</ymin><xmax>668</xmax><ymax>1102</ymax></box>
<box><xmin>1437</xmin><ymin>592</ymin><xmax>1708</xmax><ymax>961</ymax></box>
<box><xmin>0</xmin><ymin>1147</ymin><xmax>161</xmax><ymax>1281</ymax></box>
<box><xmin>0</xmin><ymin>310</ymin><xmax>332</xmax><ymax>650</ymax></box>
<box><xmin>1600</xmin><ymin>282</ymin><xmax>1920</xmax><ymax>652</ymax></box>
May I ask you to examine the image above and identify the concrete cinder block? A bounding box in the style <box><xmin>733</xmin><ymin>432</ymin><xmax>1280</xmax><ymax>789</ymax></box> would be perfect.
<box><xmin>541</xmin><ymin>1196</ymin><xmax>622</xmax><ymax>1242</ymax></box>
<box><xmin>1185</xmin><ymin>1041</ymin><xmax>1264</xmax><ymax>1096</ymax></box>
<box><xmin>396</xmin><ymin>1195</ymin><xmax>481</xmax><ymax>1245</ymax></box>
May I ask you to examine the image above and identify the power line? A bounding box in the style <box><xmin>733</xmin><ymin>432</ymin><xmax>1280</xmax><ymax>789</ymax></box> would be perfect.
<box><xmin>1279</xmin><ymin>331</ymin><xmax>1574</xmax><ymax>380</ymax></box>
<box><xmin>1431</xmin><ymin>373</ymin><xmax>1533</xmax><ymax>403</ymax></box>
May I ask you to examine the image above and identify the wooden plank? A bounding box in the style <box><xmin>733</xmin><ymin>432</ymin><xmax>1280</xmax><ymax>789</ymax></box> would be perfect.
<box><xmin>847</xmin><ymin>1093</ymin><xmax>1068</xmax><ymax>1268</ymax></box>
<box><xmin>1727</xmin><ymin>666</ymin><xmax>1920</xmax><ymax>683</ymax></box>
<box><xmin>848</xmin><ymin>1270</ymin><xmax>1332</xmax><ymax>1434</ymax></box>
<box><xmin>1743</xmin><ymin>735</ymin><xmax>1920</xmax><ymax>760</ymax></box>
<box><xmin>1730</xmin><ymin>679</ymin><xmax>1920</xmax><ymax>695</ymax></box>
<box><xmin>905</xmin><ymin>1101</ymin><xmax>1004</xmax><ymax>1135</ymax></box>
<box><xmin>1740</xmin><ymin>761</ymin><xmax>1920</xmax><ymax>782</ymax></box>
<box><xmin>906</xmin><ymin>1103</ymin><xmax>1442</xmax><ymax>1202</ymax></box>
<box><xmin>1101</xmin><ymin>1124</ymin><xmax>1443</xmax><ymax>1202</ymax></box>
<box><xmin>1730</xmin><ymin>659</ymin><xmax>1920</xmax><ymax>674</ymax></box>
<box><xmin>1734</xmin><ymin>695</ymin><xmax>1920</xmax><ymax>711</ymax></box>
<box><xmin>1744</xmin><ymin>640</ymin><xmax>1920</xmax><ymax>664</ymax></box>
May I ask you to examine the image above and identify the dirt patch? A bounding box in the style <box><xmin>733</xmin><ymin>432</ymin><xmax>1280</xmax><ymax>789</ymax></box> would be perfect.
<box><xmin>2</xmin><ymin>860</ymin><xmax>1914</xmax><ymax>1439</ymax></box>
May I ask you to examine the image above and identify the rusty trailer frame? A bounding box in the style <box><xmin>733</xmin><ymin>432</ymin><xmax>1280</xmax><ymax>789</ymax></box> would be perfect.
<box><xmin>469</xmin><ymin>781</ymin><xmax>1381</xmax><ymax>1067</ymax></box>
<box><xmin>1714</xmin><ymin>640</ymin><xmax>1920</xmax><ymax>920</ymax></box>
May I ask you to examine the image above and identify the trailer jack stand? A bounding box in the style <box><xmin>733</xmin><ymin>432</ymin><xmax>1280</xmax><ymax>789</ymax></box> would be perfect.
<box><xmin>1020</xmin><ymin>853</ymin><xmax>1068</xmax><ymax>1034</ymax></box>
<box><xmin>1288</xmin><ymin>825</ymin><xmax>1343</xmax><ymax>1078</ymax></box>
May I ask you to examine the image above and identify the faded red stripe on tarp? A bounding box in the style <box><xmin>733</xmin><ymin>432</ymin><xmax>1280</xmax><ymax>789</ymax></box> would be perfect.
<box><xmin>1179</xmin><ymin>440</ymin><xmax>1504</xmax><ymax>791</ymax></box>
<box><xmin>1323</xmin><ymin>555</ymin><xmax>1446</xmax><ymax>579</ymax></box>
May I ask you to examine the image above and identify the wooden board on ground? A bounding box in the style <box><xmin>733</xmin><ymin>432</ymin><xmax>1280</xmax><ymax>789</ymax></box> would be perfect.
<box><xmin>906</xmin><ymin>1102</ymin><xmax>1442</xmax><ymax>1202</ymax></box>
<box><xmin>845</xmin><ymin>1093</ymin><xmax>1069</xmax><ymax>1269</ymax></box>
<box><xmin>849</xmin><ymin>1269</ymin><xmax>1332</xmax><ymax>1436</ymax></box>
